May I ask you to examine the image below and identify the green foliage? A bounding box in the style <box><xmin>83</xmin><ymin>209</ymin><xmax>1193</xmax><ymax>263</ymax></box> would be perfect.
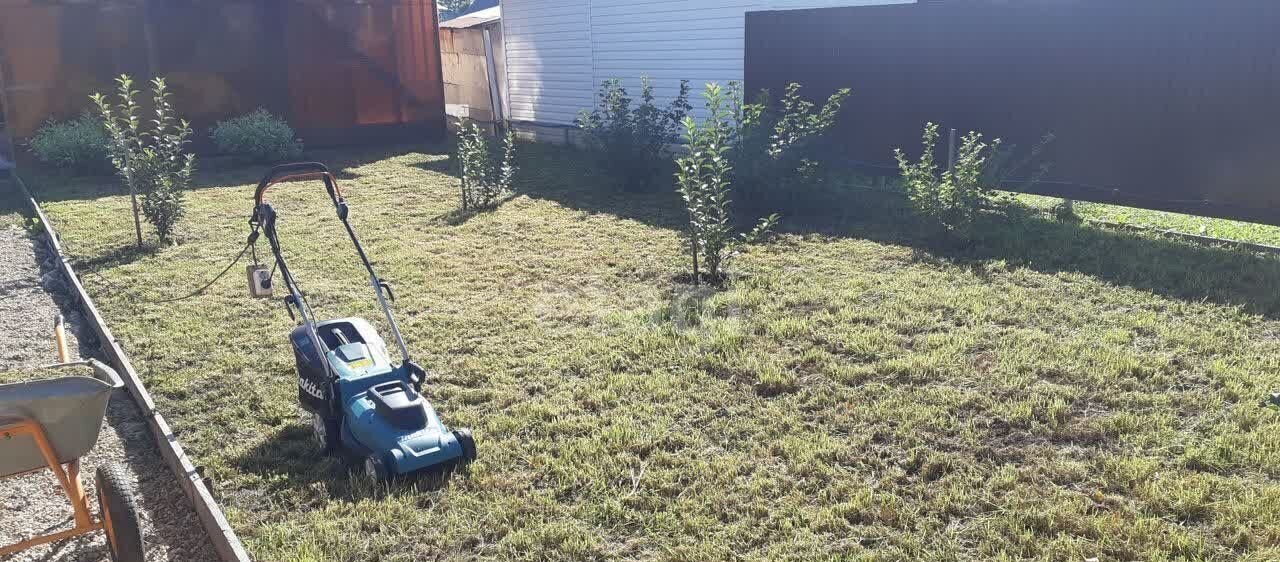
<box><xmin>210</xmin><ymin>108</ymin><xmax>303</xmax><ymax>164</ymax></box>
<box><xmin>895</xmin><ymin>123</ymin><xmax>1056</xmax><ymax>240</ymax></box>
<box><xmin>438</xmin><ymin>0</ymin><xmax>474</xmax><ymax>17</ymax></box>
<box><xmin>577</xmin><ymin>77</ymin><xmax>691</xmax><ymax>192</ymax></box>
<box><xmin>26</xmin><ymin>112</ymin><xmax>112</xmax><ymax>175</ymax></box>
<box><xmin>456</xmin><ymin>121</ymin><xmax>516</xmax><ymax>210</ymax></box>
<box><xmin>730</xmin><ymin>82</ymin><xmax>851</xmax><ymax>212</ymax></box>
<box><xmin>91</xmin><ymin>75</ymin><xmax>195</xmax><ymax>245</ymax></box>
<box><xmin>676</xmin><ymin>83</ymin><xmax>780</xmax><ymax>283</ymax></box>
<box><xmin>894</xmin><ymin>123</ymin><xmax>996</xmax><ymax>240</ymax></box>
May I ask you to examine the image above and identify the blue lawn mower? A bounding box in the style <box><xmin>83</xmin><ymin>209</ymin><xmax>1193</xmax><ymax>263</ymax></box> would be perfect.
<box><xmin>248</xmin><ymin>162</ymin><xmax>476</xmax><ymax>482</ymax></box>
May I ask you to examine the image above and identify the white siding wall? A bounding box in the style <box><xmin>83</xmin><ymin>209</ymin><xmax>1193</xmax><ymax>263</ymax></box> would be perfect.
<box><xmin>502</xmin><ymin>0</ymin><xmax>595</xmax><ymax>124</ymax></box>
<box><xmin>501</xmin><ymin>0</ymin><xmax>914</xmax><ymax>126</ymax></box>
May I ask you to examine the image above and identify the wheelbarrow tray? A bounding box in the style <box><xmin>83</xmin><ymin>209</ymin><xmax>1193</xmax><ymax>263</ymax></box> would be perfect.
<box><xmin>0</xmin><ymin>360</ymin><xmax>122</xmax><ymax>477</ymax></box>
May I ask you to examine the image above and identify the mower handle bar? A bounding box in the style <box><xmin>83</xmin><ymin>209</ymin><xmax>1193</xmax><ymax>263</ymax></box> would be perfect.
<box><xmin>253</xmin><ymin>162</ymin><xmax>342</xmax><ymax>208</ymax></box>
<box><xmin>250</xmin><ymin>161</ymin><xmax>413</xmax><ymax>368</ymax></box>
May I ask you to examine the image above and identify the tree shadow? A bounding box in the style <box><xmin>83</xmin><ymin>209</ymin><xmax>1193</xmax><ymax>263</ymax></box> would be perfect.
<box><xmin>411</xmin><ymin>155</ymin><xmax>456</xmax><ymax>177</ymax></box>
<box><xmin>430</xmin><ymin>192</ymin><xmax>520</xmax><ymax>226</ymax></box>
<box><xmin>69</xmin><ymin>243</ymin><xmax>160</xmax><ymax>272</ymax></box>
<box><xmin>514</xmin><ymin>142</ymin><xmax>690</xmax><ymax>231</ymax></box>
<box><xmin>821</xmin><ymin>190</ymin><xmax>1280</xmax><ymax>318</ymax></box>
<box><xmin>515</xmin><ymin>143</ymin><xmax>1280</xmax><ymax>318</ymax></box>
<box><xmin>19</xmin><ymin>142</ymin><xmax>453</xmax><ymax>204</ymax></box>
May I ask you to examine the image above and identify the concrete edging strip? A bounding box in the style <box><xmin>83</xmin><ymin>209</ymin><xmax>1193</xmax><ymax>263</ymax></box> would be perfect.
<box><xmin>12</xmin><ymin>174</ymin><xmax>253</xmax><ymax>562</ymax></box>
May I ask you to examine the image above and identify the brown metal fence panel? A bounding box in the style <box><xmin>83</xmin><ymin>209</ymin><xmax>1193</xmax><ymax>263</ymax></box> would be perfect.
<box><xmin>0</xmin><ymin>3</ymin><xmax>148</xmax><ymax>138</ymax></box>
<box><xmin>0</xmin><ymin>0</ymin><xmax>444</xmax><ymax>151</ymax></box>
<box><xmin>745</xmin><ymin>0</ymin><xmax>1280</xmax><ymax>225</ymax></box>
<box><xmin>284</xmin><ymin>0</ymin><xmax>445</xmax><ymax>145</ymax></box>
<box><xmin>145</xmin><ymin>1</ymin><xmax>291</xmax><ymax>137</ymax></box>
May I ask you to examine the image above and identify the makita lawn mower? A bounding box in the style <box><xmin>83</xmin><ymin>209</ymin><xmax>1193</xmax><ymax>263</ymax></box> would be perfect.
<box><xmin>248</xmin><ymin>162</ymin><xmax>476</xmax><ymax>482</ymax></box>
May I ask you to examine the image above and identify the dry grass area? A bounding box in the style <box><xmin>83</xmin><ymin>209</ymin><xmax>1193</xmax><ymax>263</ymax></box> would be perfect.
<box><xmin>17</xmin><ymin>143</ymin><xmax>1280</xmax><ymax>561</ymax></box>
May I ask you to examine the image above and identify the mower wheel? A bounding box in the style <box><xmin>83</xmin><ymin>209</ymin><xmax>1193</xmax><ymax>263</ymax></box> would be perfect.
<box><xmin>311</xmin><ymin>412</ymin><xmax>341</xmax><ymax>455</ymax></box>
<box><xmin>364</xmin><ymin>454</ymin><xmax>391</xmax><ymax>483</ymax></box>
<box><xmin>454</xmin><ymin>428</ymin><xmax>477</xmax><ymax>464</ymax></box>
<box><xmin>95</xmin><ymin>463</ymin><xmax>145</xmax><ymax>562</ymax></box>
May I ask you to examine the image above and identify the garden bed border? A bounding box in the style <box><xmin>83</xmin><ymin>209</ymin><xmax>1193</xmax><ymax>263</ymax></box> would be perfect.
<box><xmin>9</xmin><ymin>173</ymin><xmax>252</xmax><ymax>562</ymax></box>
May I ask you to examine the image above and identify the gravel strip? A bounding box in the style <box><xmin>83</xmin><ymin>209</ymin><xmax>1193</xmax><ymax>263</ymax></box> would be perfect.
<box><xmin>0</xmin><ymin>214</ymin><xmax>220</xmax><ymax>562</ymax></box>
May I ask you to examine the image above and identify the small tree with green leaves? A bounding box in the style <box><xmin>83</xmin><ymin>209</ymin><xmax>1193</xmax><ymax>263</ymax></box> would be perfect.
<box><xmin>91</xmin><ymin>75</ymin><xmax>195</xmax><ymax>246</ymax></box>
<box><xmin>676</xmin><ymin>83</ymin><xmax>779</xmax><ymax>284</ymax></box>
<box><xmin>895</xmin><ymin>123</ymin><xmax>1055</xmax><ymax>240</ymax></box>
<box><xmin>578</xmin><ymin>76</ymin><xmax>691</xmax><ymax>192</ymax></box>
<box><xmin>894</xmin><ymin>123</ymin><xmax>999</xmax><ymax>240</ymax></box>
<box><xmin>456</xmin><ymin>122</ymin><xmax>516</xmax><ymax>211</ymax></box>
<box><xmin>729</xmin><ymin>82</ymin><xmax>851</xmax><ymax>211</ymax></box>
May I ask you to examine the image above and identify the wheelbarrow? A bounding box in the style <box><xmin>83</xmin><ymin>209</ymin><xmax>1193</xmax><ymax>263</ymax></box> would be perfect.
<box><xmin>0</xmin><ymin>359</ymin><xmax>146</xmax><ymax>561</ymax></box>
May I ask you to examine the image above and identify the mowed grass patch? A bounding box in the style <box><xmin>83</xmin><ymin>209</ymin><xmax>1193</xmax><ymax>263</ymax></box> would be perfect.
<box><xmin>1017</xmin><ymin>193</ymin><xmax>1280</xmax><ymax>248</ymax></box>
<box><xmin>23</xmin><ymin>143</ymin><xmax>1280</xmax><ymax>561</ymax></box>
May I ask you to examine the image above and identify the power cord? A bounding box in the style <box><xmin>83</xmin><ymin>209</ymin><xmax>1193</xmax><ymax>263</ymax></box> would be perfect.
<box><xmin>143</xmin><ymin>238</ymin><xmax>255</xmax><ymax>303</ymax></box>
<box><xmin>60</xmin><ymin>231</ymin><xmax>262</xmax><ymax>305</ymax></box>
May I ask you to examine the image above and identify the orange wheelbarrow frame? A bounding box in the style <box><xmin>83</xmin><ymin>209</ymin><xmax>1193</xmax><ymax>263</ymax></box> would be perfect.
<box><xmin>0</xmin><ymin>359</ymin><xmax>142</xmax><ymax>560</ymax></box>
<box><xmin>0</xmin><ymin>417</ymin><xmax>112</xmax><ymax>556</ymax></box>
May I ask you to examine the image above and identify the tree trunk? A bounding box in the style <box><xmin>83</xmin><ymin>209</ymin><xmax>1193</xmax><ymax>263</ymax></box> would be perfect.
<box><xmin>129</xmin><ymin>186</ymin><xmax>143</xmax><ymax>248</ymax></box>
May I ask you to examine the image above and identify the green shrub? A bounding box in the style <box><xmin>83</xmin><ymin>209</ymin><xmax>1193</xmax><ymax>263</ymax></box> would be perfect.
<box><xmin>730</xmin><ymin>82</ymin><xmax>851</xmax><ymax>213</ymax></box>
<box><xmin>578</xmin><ymin>76</ymin><xmax>691</xmax><ymax>192</ymax></box>
<box><xmin>210</xmin><ymin>108</ymin><xmax>302</xmax><ymax>163</ymax></box>
<box><xmin>456</xmin><ymin>122</ymin><xmax>516</xmax><ymax>210</ymax></box>
<box><xmin>894</xmin><ymin>123</ymin><xmax>992</xmax><ymax>240</ymax></box>
<box><xmin>26</xmin><ymin>112</ymin><xmax>112</xmax><ymax>175</ymax></box>
<box><xmin>895</xmin><ymin>123</ymin><xmax>1055</xmax><ymax>240</ymax></box>
<box><xmin>675</xmin><ymin>83</ymin><xmax>779</xmax><ymax>284</ymax></box>
<box><xmin>92</xmin><ymin>75</ymin><xmax>195</xmax><ymax>245</ymax></box>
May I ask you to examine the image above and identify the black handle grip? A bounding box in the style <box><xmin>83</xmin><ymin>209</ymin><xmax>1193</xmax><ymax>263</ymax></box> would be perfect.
<box><xmin>254</xmin><ymin>162</ymin><xmax>334</xmax><ymax>205</ymax></box>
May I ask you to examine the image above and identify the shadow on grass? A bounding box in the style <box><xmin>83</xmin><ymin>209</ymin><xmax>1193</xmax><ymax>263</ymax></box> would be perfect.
<box><xmin>514</xmin><ymin>142</ymin><xmax>690</xmax><ymax>231</ymax></box>
<box><xmin>232</xmin><ymin>423</ymin><xmax>461</xmax><ymax>500</ymax></box>
<box><xmin>22</xmin><ymin>139</ymin><xmax>1280</xmax><ymax>318</ymax></box>
<box><xmin>411</xmin><ymin>155</ymin><xmax>456</xmax><ymax>177</ymax></box>
<box><xmin>19</xmin><ymin>142</ymin><xmax>453</xmax><ymax>204</ymax></box>
<box><xmin>516</xmin><ymin>143</ymin><xmax>1280</xmax><ymax>318</ymax></box>
<box><xmin>232</xmin><ymin>424</ymin><xmax>344</xmax><ymax>489</ymax></box>
<box><xmin>71</xmin><ymin>243</ymin><xmax>160</xmax><ymax>271</ymax></box>
<box><xmin>430</xmin><ymin>192</ymin><xmax>521</xmax><ymax>226</ymax></box>
<box><xmin>826</xmin><ymin>192</ymin><xmax>1280</xmax><ymax>318</ymax></box>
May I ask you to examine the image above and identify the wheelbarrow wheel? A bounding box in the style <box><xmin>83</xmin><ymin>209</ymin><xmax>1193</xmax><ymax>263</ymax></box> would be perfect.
<box><xmin>95</xmin><ymin>463</ymin><xmax>145</xmax><ymax>562</ymax></box>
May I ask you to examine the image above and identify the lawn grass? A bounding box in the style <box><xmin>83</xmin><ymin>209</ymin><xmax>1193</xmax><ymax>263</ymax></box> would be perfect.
<box><xmin>17</xmin><ymin>143</ymin><xmax>1280</xmax><ymax>561</ymax></box>
<box><xmin>1016</xmin><ymin>194</ymin><xmax>1280</xmax><ymax>248</ymax></box>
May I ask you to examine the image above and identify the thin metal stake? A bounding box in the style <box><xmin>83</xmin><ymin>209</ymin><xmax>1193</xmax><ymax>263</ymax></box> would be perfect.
<box><xmin>947</xmin><ymin>128</ymin><xmax>957</xmax><ymax>174</ymax></box>
<box><xmin>691</xmin><ymin>236</ymin><xmax>699</xmax><ymax>286</ymax></box>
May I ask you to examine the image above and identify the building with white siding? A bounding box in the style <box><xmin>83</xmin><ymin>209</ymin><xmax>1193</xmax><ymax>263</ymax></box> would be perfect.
<box><xmin>499</xmin><ymin>0</ymin><xmax>914</xmax><ymax>137</ymax></box>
